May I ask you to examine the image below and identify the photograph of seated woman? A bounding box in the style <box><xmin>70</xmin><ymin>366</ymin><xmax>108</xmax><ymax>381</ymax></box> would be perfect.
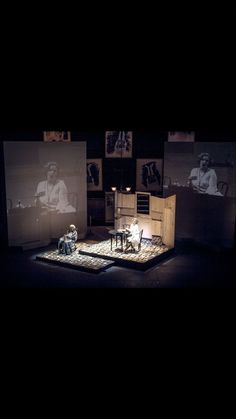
<box><xmin>188</xmin><ymin>153</ymin><xmax>223</xmax><ymax>196</ymax></box>
<box><xmin>125</xmin><ymin>218</ymin><xmax>140</xmax><ymax>252</ymax></box>
<box><xmin>35</xmin><ymin>162</ymin><xmax>76</xmax><ymax>213</ymax></box>
<box><xmin>58</xmin><ymin>224</ymin><xmax>78</xmax><ymax>255</ymax></box>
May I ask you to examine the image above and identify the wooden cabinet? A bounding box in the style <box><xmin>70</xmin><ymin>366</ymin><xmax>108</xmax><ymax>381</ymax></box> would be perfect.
<box><xmin>151</xmin><ymin>220</ymin><xmax>163</xmax><ymax>236</ymax></box>
<box><xmin>114</xmin><ymin>191</ymin><xmax>176</xmax><ymax>246</ymax></box>
<box><xmin>162</xmin><ymin>195</ymin><xmax>176</xmax><ymax>248</ymax></box>
<box><xmin>115</xmin><ymin>192</ymin><xmax>135</xmax><ymax>229</ymax></box>
<box><xmin>117</xmin><ymin>193</ymin><xmax>135</xmax><ymax>209</ymax></box>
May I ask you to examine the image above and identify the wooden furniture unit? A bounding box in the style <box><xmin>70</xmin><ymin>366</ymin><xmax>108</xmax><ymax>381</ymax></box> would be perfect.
<box><xmin>114</xmin><ymin>192</ymin><xmax>135</xmax><ymax>230</ymax></box>
<box><xmin>114</xmin><ymin>191</ymin><xmax>176</xmax><ymax>248</ymax></box>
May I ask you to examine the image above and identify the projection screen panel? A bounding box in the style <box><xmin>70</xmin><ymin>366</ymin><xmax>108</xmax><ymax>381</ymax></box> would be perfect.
<box><xmin>4</xmin><ymin>141</ymin><xmax>87</xmax><ymax>248</ymax></box>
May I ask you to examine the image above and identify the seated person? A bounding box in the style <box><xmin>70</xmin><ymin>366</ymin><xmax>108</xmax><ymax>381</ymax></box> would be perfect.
<box><xmin>188</xmin><ymin>152</ymin><xmax>223</xmax><ymax>196</ymax></box>
<box><xmin>58</xmin><ymin>224</ymin><xmax>78</xmax><ymax>255</ymax></box>
<box><xmin>125</xmin><ymin>218</ymin><xmax>140</xmax><ymax>252</ymax></box>
<box><xmin>35</xmin><ymin>162</ymin><xmax>76</xmax><ymax>213</ymax></box>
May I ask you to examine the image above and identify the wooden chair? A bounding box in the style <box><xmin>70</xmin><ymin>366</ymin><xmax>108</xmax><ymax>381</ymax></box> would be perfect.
<box><xmin>125</xmin><ymin>228</ymin><xmax>143</xmax><ymax>253</ymax></box>
<box><xmin>138</xmin><ymin>229</ymin><xmax>144</xmax><ymax>251</ymax></box>
<box><xmin>217</xmin><ymin>181</ymin><xmax>228</xmax><ymax>197</ymax></box>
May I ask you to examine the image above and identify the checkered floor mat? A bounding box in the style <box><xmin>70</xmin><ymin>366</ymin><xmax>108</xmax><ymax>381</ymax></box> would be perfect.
<box><xmin>79</xmin><ymin>238</ymin><xmax>170</xmax><ymax>264</ymax></box>
<box><xmin>36</xmin><ymin>244</ymin><xmax>114</xmax><ymax>272</ymax></box>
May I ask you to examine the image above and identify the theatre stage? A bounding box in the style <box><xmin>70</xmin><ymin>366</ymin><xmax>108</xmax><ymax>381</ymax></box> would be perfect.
<box><xmin>36</xmin><ymin>239</ymin><xmax>173</xmax><ymax>273</ymax></box>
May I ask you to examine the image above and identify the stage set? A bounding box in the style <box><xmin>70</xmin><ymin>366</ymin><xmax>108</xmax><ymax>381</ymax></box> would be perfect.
<box><xmin>36</xmin><ymin>191</ymin><xmax>176</xmax><ymax>273</ymax></box>
<box><xmin>2</xmin><ymin>139</ymin><xmax>235</xmax><ymax>284</ymax></box>
<box><xmin>36</xmin><ymin>234</ymin><xmax>173</xmax><ymax>273</ymax></box>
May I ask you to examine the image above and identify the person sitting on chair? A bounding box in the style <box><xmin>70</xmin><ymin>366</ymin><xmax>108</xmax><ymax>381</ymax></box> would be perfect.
<box><xmin>58</xmin><ymin>224</ymin><xmax>78</xmax><ymax>255</ymax></box>
<box><xmin>35</xmin><ymin>161</ymin><xmax>76</xmax><ymax>213</ymax></box>
<box><xmin>125</xmin><ymin>218</ymin><xmax>140</xmax><ymax>252</ymax></box>
<box><xmin>188</xmin><ymin>152</ymin><xmax>223</xmax><ymax>196</ymax></box>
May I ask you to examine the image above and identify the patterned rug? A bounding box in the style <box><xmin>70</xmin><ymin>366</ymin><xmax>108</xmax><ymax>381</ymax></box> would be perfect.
<box><xmin>79</xmin><ymin>238</ymin><xmax>172</xmax><ymax>270</ymax></box>
<box><xmin>36</xmin><ymin>239</ymin><xmax>172</xmax><ymax>272</ymax></box>
<box><xmin>36</xmin><ymin>243</ymin><xmax>114</xmax><ymax>273</ymax></box>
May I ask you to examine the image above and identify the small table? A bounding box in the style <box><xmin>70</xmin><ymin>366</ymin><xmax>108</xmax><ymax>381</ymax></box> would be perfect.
<box><xmin>108</xmin><ymin>229</ymin><xmax>128</xmax><ymax>252</ymax></box>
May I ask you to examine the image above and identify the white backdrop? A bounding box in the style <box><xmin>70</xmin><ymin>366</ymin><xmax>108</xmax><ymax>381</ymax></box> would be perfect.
<box><xmin>4</xmin><ymin>142</ymin><xmax>87</xmax><ymax>248</ymax></box>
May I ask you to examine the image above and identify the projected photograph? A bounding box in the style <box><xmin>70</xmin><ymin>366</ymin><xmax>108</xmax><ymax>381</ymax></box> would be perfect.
<box><xmin>163</xmin><ymin>142</ymin><xmax>236</xmax><ymax>248</ymax></box>
<box><xmin>164</xmin><ymin>142</ymin><xmax>236</xmax><ymax>197</ymax></box>
<box><xmin>136</xmin><ymin>159</ymin><xmax>163</xmax><ymax>192</ymax></box>
<box><xmin>3</xmin><ymin>142</ymin><xmax>87</xmax><ymax>248</ymax></box>
<box><xmin>105</xmin><ymin>131</ymin><xmax>132</xmax><ymax>158</ymax></box>
<box><xmin>168</xmin><ymin>131</ymin><xmax>195</xmax><ymax>142</ymax></box>
<box><xmin>87</xmin><ymin>159</ymin><xmax>103</xmax><ymax>191</ymax></box>
<box><xmin>43</xmin><ymin>131</ymin><xmax>71</xmax><ymax>142</ymax></box>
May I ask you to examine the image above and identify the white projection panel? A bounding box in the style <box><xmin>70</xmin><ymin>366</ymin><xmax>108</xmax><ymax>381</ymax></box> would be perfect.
<box><xmin>163</xmin><ymin>142</ymin><xmax>236</xmax><ymax>248</ymax></box>
<box><xmin>4</xmin><ymin>142</ymin><xmax>87</xmax><ymax>249</ymax></box>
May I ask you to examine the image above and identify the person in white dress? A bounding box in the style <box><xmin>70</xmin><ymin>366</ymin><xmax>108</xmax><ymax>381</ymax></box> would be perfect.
<box><xmin>188</xmin><ymin>152</ymin><xmax>223</xmax><ymax>196</ymax></box>
<box><xmin>125</xmin><ymin>218</ymin><xmax>140</xmax><ymax>252</ymax></box>
<box><xmin>35</xmin><ymin>162</ymin><xmax>76</xmax><ymax>213</ymax></box>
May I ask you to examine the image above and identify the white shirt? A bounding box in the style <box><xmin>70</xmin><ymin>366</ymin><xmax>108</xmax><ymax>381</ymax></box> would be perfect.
<box><xmin>189</xmin><ymin>168</ymin><xmax>222</xmax><ymax>196</ymax></box>
<box><xmin>36</xmin><ymin>179</ymin><xmax>76</xmax><ymax>212</ymax></box>
<box><xmin>129</xmin><ymin>223</ymin><xmax>140</xmax><ymax>246</ymax></box>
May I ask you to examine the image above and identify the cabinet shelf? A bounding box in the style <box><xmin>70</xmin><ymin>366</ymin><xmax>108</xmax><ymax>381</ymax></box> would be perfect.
<box><xmin>118</xmin><ymin>206</ymin><xmax>135</xmax><ymax>210</ymax></box>
<box><xmin>137</xmin><ymin>193</ymin><xmax>150</xmax><ymax>215</ymax></box>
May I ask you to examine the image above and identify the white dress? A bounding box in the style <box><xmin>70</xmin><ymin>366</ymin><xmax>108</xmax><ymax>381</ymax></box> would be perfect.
<box><xmin>189</xmin><ymin>168</ymin><xmax>222</xmax><ymax>196</ymax></box>
<box><xmin>128</xmin><ymin>224</ymin><xmax>140</xmax><ymax>250</ymax></box>
<box><xmin>36</xmin><ymin>179</ymin><xmax>76</xmax><ymax>212</ymax></box>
